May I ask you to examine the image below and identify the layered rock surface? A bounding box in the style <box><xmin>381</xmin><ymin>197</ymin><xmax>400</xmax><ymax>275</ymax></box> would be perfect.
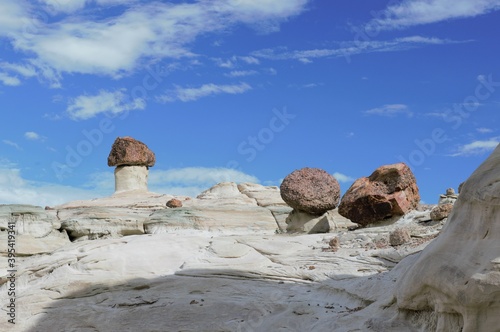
<box><xmin>0</xmin><ymin>204</ymin><xmax>443</xmax><ymax>332</ymax></box>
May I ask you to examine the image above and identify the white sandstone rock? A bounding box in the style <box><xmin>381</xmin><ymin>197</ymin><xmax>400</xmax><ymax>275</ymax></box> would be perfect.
<box><xmin>114</xmin><ymin>165</ymin><xmax>148</xmax><ymax>193</ymax></box>
<box><xmin>144</xmin><ymin>205</ymin><xmax>278</xmax><ymax>235</ymax></box>
<box><xmin>237</xmin><ymin>182</ymin><xmax>287</xmax><ymax>207</ymax></box>
<box><xmin>0</xmin><ymin>205</ymin><xmax>70</xmax><ymax>256</ymax></box>
<box><xmin>371</xmin><ymin>144</ymin><xmax>500</xmax><ymax>331</ymax></box>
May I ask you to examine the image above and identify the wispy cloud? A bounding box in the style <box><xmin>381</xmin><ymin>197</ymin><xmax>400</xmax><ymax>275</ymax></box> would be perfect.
<box><xmin>2</xmin><ymin>140</ymin><xmax>22</xmax><ymax>150</ymax></box>
<box><xmin>252</xmin><ymin>36</ymin><xmax>466</xmax><ymax>63</ymax></box>
<box><xmin>477</xmin><ymin>127</ymin><xmax>494</xmax><ymax>134</ymax></box>
<box><xmin>24</xmin><ymin>132</ymin><xmax>46</xmax><ymax>141</ymax></box>
<box><xmin>0</xmin><ymin>73</ymin><xmax>20</xmax><ymax>86</ymax></box>
<box><xmin>214</xmin><ymin>56</ymin><xmax>261</xmax><ymax>69</ymax></box>
<box><xmin>67</xmin><ymin>89</ymin><xmax>145</xmax><ymax>120</ymax></box>
<box><xmin>364</xmin><ymin>104</ymin><xmax>413</xmax><ymax>117</ymax></box>
<box><xmin>0</xmin><ymin>62</ymin><xmax>38</xmax><ymax>86</ymax></box>
<box><xmin>449</xmin><ymin>137</ymin><xmax>499</xmax><ymax>157</ymax></box>
<box><xmin>365</xmin><ymin>0</ymin><xmax>500</xmax><ymax>31</ymax></box>
<box><xmin>158</xmin><ymin>82</ymin><xmax>252</xmax><ymax>103</ymax></box>
<box><xmin>225</xmin><ymin>70</ymin><xmax>258</xmax><ymax>78</ymax></box>
<box><xmin>332</xmin><ymin>172</ymin><xmax>355</xmax><ymax>183</ymax></box>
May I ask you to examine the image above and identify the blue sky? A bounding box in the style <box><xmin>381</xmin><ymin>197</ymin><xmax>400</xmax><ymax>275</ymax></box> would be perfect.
<box><xmin>1</xmin><ymin>0</ymin><xmax>499</xmax><ymax>206</ymax></box>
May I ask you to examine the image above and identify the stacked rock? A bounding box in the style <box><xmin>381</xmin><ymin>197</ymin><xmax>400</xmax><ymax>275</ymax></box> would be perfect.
<box><xmin>431</xmin><ymin>187</ymin><xmax>458</xmax><ymax>221</ymax></box>
<box><xmin>280</xmin><ymin>167</ymin><xmax>341</xmax><ymax>233</ymax></box>
<box><xmin>438</xmin><ymin>187</ymin><xmax>458</xmax><ymax>205</ymax></box>
<box><xmin>108</xmin><ymin>137</ymin><xmax>155</xmax><ymax>193</ymax></box>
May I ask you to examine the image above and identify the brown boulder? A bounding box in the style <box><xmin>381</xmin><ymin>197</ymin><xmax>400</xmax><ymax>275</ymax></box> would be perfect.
<box><xmin>108</xmin><ymin>137</ymin><xmax>155</xmax><ymax>167</ymax></box>
<box><xmin>430</xmin><ymin>203</ymin><xmax>453</xmax><ymax>221</ymax></box>
<box><xmin>338</xmin><ymin>163</ymin><xmax>420</xmax><ymax>226</ymax></box>
<box><xmin>280</xmin><ymin>167</ymin><xmax>340</xmax><ymax>215</ymax></box>
<box><xmin>166</xmin><ymin>199</ymin><xmax>183</xmax><ymax>208</ymax></box>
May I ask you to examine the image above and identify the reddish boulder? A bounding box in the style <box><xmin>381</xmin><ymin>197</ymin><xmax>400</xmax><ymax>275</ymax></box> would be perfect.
<box><xmin>108</xmin><ymin>136</ymin><xmax>155</xmax><ymax>167</ymax></box>
<box><xmin>338</xmin><ymin>163</ymin><xmax>420</xmax><ymax>226</ymax></box>
<box><xmin>280</xmin><ymin>167</ymin><xmax>341</xmax><ymax>215</ymax></box>
<box><xmin>166</xmin><ymin>199</ymin><xmax>183</xmax><ymax>208</ymax></box>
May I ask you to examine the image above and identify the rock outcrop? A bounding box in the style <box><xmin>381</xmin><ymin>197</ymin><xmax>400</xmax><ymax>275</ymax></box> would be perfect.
<box><xmin>0</xmin><ymin>205</ymin><xmax>69</xmax><ymax>255</ymax></box>
<box><xmin>391</xmin><ymin>144</ymin><xmax>500</xmax><ymax>331</ymax></box>
<box><xmin>338</xmin><ymin>163</ymin><xmax>420</xmax><ymax>226</ymax></box>
<box><xmin>108</xmin><ymin>137</ymin><xmax>155</xmax><ymax>193</ymax></box>
<box><xmin>280</xmin><ymin>167</ymin><xmax>341</xmax><ymax>215</ymax></box>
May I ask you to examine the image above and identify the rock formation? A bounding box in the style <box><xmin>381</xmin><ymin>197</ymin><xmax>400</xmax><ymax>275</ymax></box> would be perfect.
<box><xmin>391</xmin><ymin>144</ymin><xmax>500</xmax><ymax>331</ymax></box>
<box><xmin>4</xmin><ymin>143</ymin><xmax>499</xmax><ymax>332</ymax></box>
<box><xmin>438</xmin><ymin>187</ymin><xmax>459</xmax><ymax>205</ymax></box>
<box><xmin>280</xmin><ymin>167</ymin><xmax>341</xmax><ymax>215</ymax></box>
<box><xmin>0</xmin><ymin>205</ymin><xmax>69</xmax><ymax>255</ymax></box>
<box><xmin>338</xmin><ymin>163</ymin><xmax>420</xmax><ymax>226</ymax></box>
<box><xmin>108</xmin><ymin>137</ymin><xmax>155</xmax><ymax>193</ymax></box>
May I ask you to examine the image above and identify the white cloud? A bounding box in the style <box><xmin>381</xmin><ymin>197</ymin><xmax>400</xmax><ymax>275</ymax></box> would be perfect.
<box><xmin>2</xmin><ymin>140</ymin><xmax>22</xmax><ymax>150</ymax></box>
<box><xmin>332</xmin><ymin>172</ymin><xmax>355</xmax><ymax>183</ymax></box>
<box><xmin>39</xmin><ymin>0</ymin><xmax>140</xmax><ymax>14</ymax></box>
<box><xmin>149</xmin><ymin>167</ymin><xmax>259</xmax><ymax>196</ymax></box>
<box><xmin>225</xmin><ymin>70</ymin><xmax>258</xmax><ymax>77</ymax></box>
<box><xmin>239</xmin><ymin>56</ymin><xmax>260</xmax><ymax>65</ymax></box>
<box><xmin>364</xmin><ymin>104</ymin><xmax>413</xmax><ymax>117</ymax></box>
<box><xmin>0</xmin><ymin>168</ymin><xmax>102</xmax><ymax>206</ymax></box>
<box><xmin>0</xmin><ymin>73</ymin><xmax>21</xmax><ymax>86</ymax></box>
<box><xmin>477</xmin><ymin>127</ymin><xmax>493</xmax><ymax>134</ymax></box>
<box><xmin>450</xmin><ymin>138</ymin><xmax>500</xmax><ymax>156</ymax></box>
<box><xmin>67</xmin><ymin>89</ymin><xmax>145</xmax><ymax>120</ymax></box>
<box><xmin>158</xmin><ymin>82</ymin><xmax>252</xmax><ymax>103</ymax></box>
<box><xmin>252</xmin><ymin>36</ymin><xmax>465</xmax><ymax>62</ymax></box>
<box><xmin>24</xmin><ymin>132</ymin><xmax>46</xmax><ymax>141</ymax></box>
<box><xmin>366</xmin><ymin>0</ymin><xmax>500</xmax><ymax>31</ymax></box>
<box><xmin>0</xmin><ymin>0</ymin><xmax>27</xmax><ymax>36</ymax></box>
<box><xmin>5</xmin><ymin>1</ymin><xmax>309</xmax><ymax>81</ymax></box>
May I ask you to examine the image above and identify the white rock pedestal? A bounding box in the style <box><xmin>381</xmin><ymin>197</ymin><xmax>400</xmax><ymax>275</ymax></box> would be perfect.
<box><xmin>114</xmin><ymin>166</ymin><xmax>148</xmax><ymax>193</ymax></box>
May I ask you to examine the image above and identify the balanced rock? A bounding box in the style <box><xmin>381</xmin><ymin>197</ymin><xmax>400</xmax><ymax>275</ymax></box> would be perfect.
<box><xmin>280</xmin><ymin>167</ymin><xmax>340</xmax><ymax>215</ymax></box>
<box><xmin>108</xmin><ymin>136</ymin><xmax>155</xmax><ymax>167</ymax></box>
<box><xmin>338</xmin><ymin>163</ymin><xmax>420</xmax><ymax>226</ymax></box>
<box><xmin>430</xmin><ymin>203</ymin><xmax>453</xmax><ymax>221</ymax></box>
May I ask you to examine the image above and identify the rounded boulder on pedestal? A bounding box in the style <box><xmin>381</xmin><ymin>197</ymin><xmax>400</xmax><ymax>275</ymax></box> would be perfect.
<box><xmin>280</xmin><ymin>167</ymin><xmax>341</xmax><ymax>215</ymax></box>
<box><xmin>108</xmin><ymin>136</ymin><xmax>156</xmax><ymax>167</ymax></box>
